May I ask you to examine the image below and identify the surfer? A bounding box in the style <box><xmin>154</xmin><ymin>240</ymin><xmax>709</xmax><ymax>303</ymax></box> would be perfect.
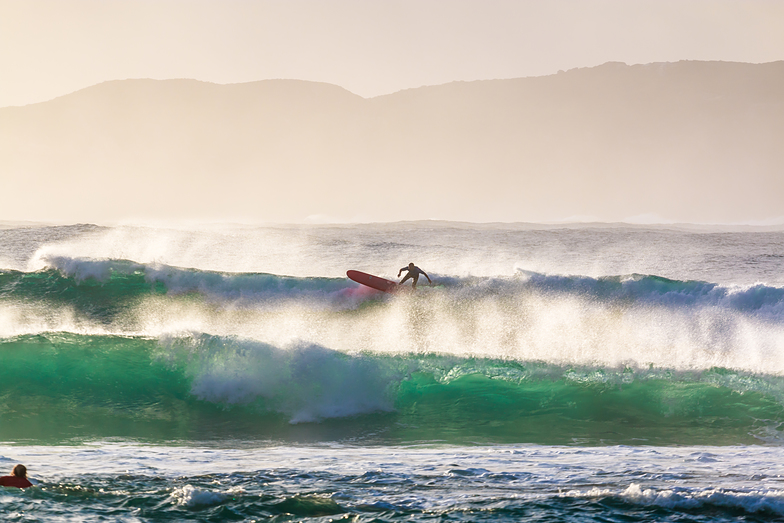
<box><xmin>0</xmin><ymin>464</ymin><xmax>33</xmax><ymax>489</ymax></box>
<box><xmin>398</xmin><ymin>262</ymin><xmax>431</xmax><ymax>289</ymax></box>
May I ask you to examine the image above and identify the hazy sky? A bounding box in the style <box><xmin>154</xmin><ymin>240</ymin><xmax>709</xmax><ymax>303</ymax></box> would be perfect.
<box><xmin>2</xmin><ymin>0</ymin><xmax>783</xmax><ymax>107</ymax></box>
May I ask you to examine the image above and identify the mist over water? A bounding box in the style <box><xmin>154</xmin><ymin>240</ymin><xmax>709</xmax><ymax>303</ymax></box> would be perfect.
<box><xmin>5</xmin><ymin>221</ymin><xmax>783</xmax><ymax>283</ymax></box>
<box><xmin>2</xmin><ymin>223</ymin><xmax>784</xmax><ymax>368</ymax></box>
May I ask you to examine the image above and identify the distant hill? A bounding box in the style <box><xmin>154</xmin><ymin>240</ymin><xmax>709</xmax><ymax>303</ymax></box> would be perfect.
<box><xmin>1</xmin><ymin>61</ymin><xmax>783</xmax><ymax>223</ymax></box>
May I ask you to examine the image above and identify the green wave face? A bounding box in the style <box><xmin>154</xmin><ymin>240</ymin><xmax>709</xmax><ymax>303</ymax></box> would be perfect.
<box><xmin>2</xmin><ymin>333</ymin><xmax>783</xmax><ymax>446</ymax></box>
<box><xmin>0</xmin><ymin>265</ymin><xmax>334</xmax><ymax>324</ymax></box>
<box><xmin>0</xmin><ymin>267</ymin><xmax>167</xmax><ymax>325</ymax></box>
<box><xmin>394</xmin><ymin>368</ymin><xmax>784</xmax><ymax>445</ymax></box>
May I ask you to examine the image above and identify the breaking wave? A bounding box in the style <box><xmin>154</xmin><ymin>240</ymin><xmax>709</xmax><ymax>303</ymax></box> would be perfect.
<box><xmin>2</xmin><ymin>256</ymin><xmax>784</xmax><ymax>444</ymax></box>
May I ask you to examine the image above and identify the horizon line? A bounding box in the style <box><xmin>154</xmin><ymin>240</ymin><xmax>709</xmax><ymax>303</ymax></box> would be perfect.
<box><xmin>4</xmin><ymin>58</ymin><xmax>784</xmax><ymax>110</ymax></box>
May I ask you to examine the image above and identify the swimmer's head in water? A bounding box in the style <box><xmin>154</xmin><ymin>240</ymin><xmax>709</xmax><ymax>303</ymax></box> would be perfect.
<box><xmin>12</xmin><ymin>464</ymin><xmax>27</xmax><ymax>478</ymax></box>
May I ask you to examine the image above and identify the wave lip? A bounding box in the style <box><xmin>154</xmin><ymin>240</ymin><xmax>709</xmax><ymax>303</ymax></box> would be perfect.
<box><xmin>12</xmin><ymin>254</ymin><xmax>784</xmax><ymax>318</ymax></box>
<box><xmin>519</xmin><ymin>270</ymin><xmax>784</xmax><ymax>317</ymax></box>
<box><xmin>39</xmin><ymin>255</ymin><xmax>353</xmax><ymax>300</ymax></box>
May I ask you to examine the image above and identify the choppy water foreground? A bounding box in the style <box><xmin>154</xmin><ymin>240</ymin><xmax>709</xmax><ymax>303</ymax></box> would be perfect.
<box><xmin>3</xmin><ymin>444</ymin><xmax>784</xmax><ymax>522</ymax></box>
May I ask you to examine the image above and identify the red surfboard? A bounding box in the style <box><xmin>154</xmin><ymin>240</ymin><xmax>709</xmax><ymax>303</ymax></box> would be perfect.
<box><xmin>347</xmin><ymin>270</ymin><xmax>399</xmax><ymax>293</ymax></box>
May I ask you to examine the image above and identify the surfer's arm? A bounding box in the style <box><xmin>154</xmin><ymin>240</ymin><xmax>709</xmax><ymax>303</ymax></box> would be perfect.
<box><xmin>422</xmin><ymin>271</ymin><xmax>432</xmax><ymax>284</ymax></box>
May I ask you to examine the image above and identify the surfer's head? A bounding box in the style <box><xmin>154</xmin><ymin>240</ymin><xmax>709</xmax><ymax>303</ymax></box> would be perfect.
<box><xmin>408</xmin><ymin>262</ymin><xmax>415</xmax><ymax>270</ymax></box>
<box><xmin>12</xmin><ymin>464</ymin><xmax>27</xmax><ymax>478</ymax></box>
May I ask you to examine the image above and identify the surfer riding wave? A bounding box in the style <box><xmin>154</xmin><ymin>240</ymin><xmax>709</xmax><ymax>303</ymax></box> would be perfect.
<box><xmin>398</xmin><ymin>263</ymin><xmax>431</xmax><ymax>289</ymax></box>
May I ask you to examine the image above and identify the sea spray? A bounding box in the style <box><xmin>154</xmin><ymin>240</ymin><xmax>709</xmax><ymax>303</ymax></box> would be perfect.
<box><xmin>4</xmin><ymin>223</ymin><xmax>784</xmax><ymax>521</ymax></box>
<box><xmin>4</xmin><ymin>259</ymin><xmax>784</xmax><ymax>372</ymax></box>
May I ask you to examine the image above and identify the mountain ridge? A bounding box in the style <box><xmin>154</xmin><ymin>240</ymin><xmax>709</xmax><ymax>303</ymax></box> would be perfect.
<box><xmin>2</xmin><ymin>60</ymin><xmax>782</xmax><ymax>223</ymax></box>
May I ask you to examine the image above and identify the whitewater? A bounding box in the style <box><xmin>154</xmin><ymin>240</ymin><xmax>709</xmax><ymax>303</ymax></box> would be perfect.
<box><xmin>2</xmin><ymin>221</ymin><xmax>784</xmax><ymax>521</ymax></box>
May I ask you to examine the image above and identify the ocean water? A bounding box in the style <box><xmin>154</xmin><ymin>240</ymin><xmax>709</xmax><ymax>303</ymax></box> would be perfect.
<box><xmin>2</xmin><ymin>221</ymin><xmax>784</xmax><ymax>521</ymax></box>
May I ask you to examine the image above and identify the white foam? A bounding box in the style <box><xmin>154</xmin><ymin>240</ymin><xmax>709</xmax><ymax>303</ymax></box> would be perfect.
<box><xmin>44</xmin><ymin>255</ymin><xmax>142</xmax><ymax>282</ymax></box>
<box><xmin>622</xmin><ymin>483</ymin><xmax>784</xmax><ymax>514</ymax></box>
<box><xmin>169</xmin><ymin>484</ymin><xmax>227</xmax><ymax>507</ymax></box>
<box><xmin>157</xmin><ymin>335</ymin><xmax>398</xmax><ymax>422</ymax></box>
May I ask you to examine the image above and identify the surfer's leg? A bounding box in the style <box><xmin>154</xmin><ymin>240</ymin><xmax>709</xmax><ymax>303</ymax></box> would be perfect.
<box><xmin>400</xmin><ymin>274</ymin><xmax>413</xmax><ymax>285</ymax></box>
<box><xmin>412</xmin><ymin>273</ymin><xmax>419</xmax><ymax>289</ymax></box>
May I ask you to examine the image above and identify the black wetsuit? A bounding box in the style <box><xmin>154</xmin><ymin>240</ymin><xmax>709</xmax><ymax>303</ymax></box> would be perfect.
<box><xmin>399</xmin><ymin>266</ymin><xmax>429</xmax><ymax>288</ymax></box>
